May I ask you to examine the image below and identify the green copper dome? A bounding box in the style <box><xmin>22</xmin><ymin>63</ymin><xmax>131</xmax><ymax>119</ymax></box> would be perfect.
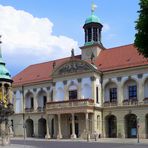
<box><xmin>85</xmin><ymin>14</ymin><xmax>100</xmax><ymax>24</ymax></box>
<box><xmin>0</xmin><ymin>48</ymin><xmax>12</xmax><ymax>81</ymax></box>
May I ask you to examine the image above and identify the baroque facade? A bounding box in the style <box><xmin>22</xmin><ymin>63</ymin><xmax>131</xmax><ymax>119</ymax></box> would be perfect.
<box><xmin>11</xmin><ymin>8</ymin><xmax>148</xmax><ymax>139</ymax></box>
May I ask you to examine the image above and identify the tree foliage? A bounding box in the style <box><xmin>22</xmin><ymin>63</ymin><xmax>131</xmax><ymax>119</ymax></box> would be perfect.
<box><xmin>134</xmin><ymin>0</ymin><xmax>148</xmax><ymax>58</ymax></box>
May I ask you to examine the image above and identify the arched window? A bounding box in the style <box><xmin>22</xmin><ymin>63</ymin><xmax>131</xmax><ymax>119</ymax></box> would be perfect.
<box><xmin>37</xmin><ymin>90</ymin><xmax>47</xmax><ymax>108</ymax></box>
<box><xmin>123</xmin><ymin>79</ymin><xmax>137</xmax><ymax>100</ymax></box>
<box><xmin>56</xmin><ymin>87</ymin><xmax>64</xmax><ymax>101</ymax></box>
<box><xmin>104</xmin><ymin>82</ymin><xmax>117</xmax><ymax>102</ymax></box>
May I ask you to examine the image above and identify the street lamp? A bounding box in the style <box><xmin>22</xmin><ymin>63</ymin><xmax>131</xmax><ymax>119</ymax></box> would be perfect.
<box><xmin>137</xmin><ymin>117</ymin><xmax>140</xmax><ymax>143</ymax></box>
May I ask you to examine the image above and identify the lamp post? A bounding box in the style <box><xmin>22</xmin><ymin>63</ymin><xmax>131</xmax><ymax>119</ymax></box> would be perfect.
<box><xmin>137</xmin><ymin>117</ymin><xmax>140</xmax><ymax>143</ymax></box>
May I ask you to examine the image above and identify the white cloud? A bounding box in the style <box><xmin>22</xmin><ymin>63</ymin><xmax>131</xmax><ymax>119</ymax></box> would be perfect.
<box><xmin>0</xmin><ymin>5</ymin><xmax>79</xmax><ymax>75</ymax></box>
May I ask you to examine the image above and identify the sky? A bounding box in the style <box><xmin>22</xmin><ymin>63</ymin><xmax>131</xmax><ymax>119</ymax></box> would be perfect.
<box><xmin>0</xmin><ymin>0</ymin><xmax>140</xmax><ymax>77</ymax></box>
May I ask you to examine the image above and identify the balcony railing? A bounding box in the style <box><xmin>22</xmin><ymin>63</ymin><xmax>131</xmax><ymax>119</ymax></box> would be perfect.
<box><xmin>143</xmin><ymin>98</ymin><xmax>148</xmax><ymax>104</ymax></box>
<box><xmin>122</xmin><ymin>98</ymin><xmax>138</xmax><ymax>106</ymax></box>
<box><xmin>37</xmin><ymin>106</ymin><xmax>45</xmax><ymax>112</ymax></box>
<box><xmin>46</xmin><ymin>99</ymin><xmax>94</xmax><ymax>110</ymax></box>
<box><xmin>103</xmin><ymin>100</ymin><xmax>117</xmax><ymax>107</ymax></box>
<box><xmin>25</xmin><ymin>107</ymin><xmax>34</xmax><ymax>112</ymax></box>
<box><xmin>103</xmin><ymin>97</ymin><xmax>148</xmax><ymax>107</ymax></box>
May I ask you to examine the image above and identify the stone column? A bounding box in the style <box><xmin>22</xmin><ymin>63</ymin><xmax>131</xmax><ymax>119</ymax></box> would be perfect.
<box><xmin>45</xmin><ymin>115</ymin><xmax>51</xmax><ymax>139</ymax></box>
<box><xmin>71</xmin><ymin>113</ymin><xmax>76</xmax><ymax>139</ymax></box>
<box><xmin>85</xmin><ymin>113</ymin><xmax>90</xmax><ymax>140</ymax></box>
<box><xmin>57</xmin><ymin>114</ymin><xmax>62</xmax><ymax>139</ymax></box>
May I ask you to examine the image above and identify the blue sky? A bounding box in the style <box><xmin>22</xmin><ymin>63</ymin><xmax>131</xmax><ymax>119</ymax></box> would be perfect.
<box><xmin>0</xmin><ymin>0</ymin><xmax>139</xmax><ymax>76</ymax></box>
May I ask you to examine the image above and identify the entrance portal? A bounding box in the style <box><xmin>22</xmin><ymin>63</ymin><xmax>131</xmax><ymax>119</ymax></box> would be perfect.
<box><xmin>38</xmin><ymin>118</ymin><xmax>46</xmax><ymax>138</ymax></box>
<box><xmin>106</xmin><ymin>115</ymin><xmax>117</xmax><ymax>138</ymax></box>
<box><xmin>26</xmin><ymin>119</ymin><xmax>34</xmax><ymax>137</ymax></box>
<box><xmin>125</xmin><ymin>114</ymin><xmax>137</xmax><ymax>138</ymax></box>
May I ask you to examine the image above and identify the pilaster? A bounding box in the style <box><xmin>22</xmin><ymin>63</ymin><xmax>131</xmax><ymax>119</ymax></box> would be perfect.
<box><xmin>57</xmin><ymin>114</ymin><xmax>62</xmax><ymax>139</ymax></box>
<box><xmin>71</xmin><ymin>113</ymin><xmax>76</xmax><ymax>139</ymax></box>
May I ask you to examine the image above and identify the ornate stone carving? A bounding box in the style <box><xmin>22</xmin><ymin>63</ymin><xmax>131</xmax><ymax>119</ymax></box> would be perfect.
<box><xmin>58</xmin><ymin>61</ymin><xmax>90</xmax><ymax>75</ymax></box>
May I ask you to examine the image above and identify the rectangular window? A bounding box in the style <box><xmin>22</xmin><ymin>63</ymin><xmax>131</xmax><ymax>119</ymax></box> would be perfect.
<box><xmin>43</xmin><ymin>96</ymin><xmax>47</xmax><ymax>107</ymax></box>
<box><xmin>30</xmin><ymin>97</ymin><xmax>34</xmax><ymax>108</ymax></box>
<box><xmin>96</xmin><ymin>87</ymin><xmax>99</xmax><ymax>103</ymax></box>
<box><xmin>88</xmin><ymin>28</ymin><xmax>92</xmax><ymax>42</ymax></box>
<box><xmin>93</xmin><ymin>28</ymin><xmax>98</xmax><ymax>42</ymax></box>
<box><xmin>128</xmin><ymin>85</ymin><xmax>137</xmax><ymax>99</ymax></box>
<box><xmin>109</xmin><ymin>88</ymin><xmax>117</xmax><ymax>102</ymax></box>
<box><xmin>69</xmin><ymin>90</ymin><xmax>77</xmax><ymax>100</ymax></box>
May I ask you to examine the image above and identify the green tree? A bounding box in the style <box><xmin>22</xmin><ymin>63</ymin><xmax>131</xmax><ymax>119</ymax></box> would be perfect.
<box><xmin>134</xmin><ymin>0</ymin><xmax>148</xmax><ymax>58</ymax></box>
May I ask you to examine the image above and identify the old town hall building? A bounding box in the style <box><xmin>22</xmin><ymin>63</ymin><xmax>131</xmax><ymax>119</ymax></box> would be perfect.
<box><xmin>11</xmin><ymin>7</ymin><xmax>148</xmax><ymax>139</ymax></box>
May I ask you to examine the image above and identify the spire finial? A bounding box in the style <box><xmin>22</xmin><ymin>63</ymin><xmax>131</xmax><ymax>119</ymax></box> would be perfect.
<box><xmin>91</xmin><ymin>2</ymin><xmax>97</xmax><ymax>15</ymax></box>
<box><xmin>0</xmin><ymin>35</ymin><xmax>2</xmax><ymax>58</ymax></box>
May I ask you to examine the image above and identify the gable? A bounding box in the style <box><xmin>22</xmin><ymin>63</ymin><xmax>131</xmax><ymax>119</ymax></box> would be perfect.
<box><xmin>52</xmin><ymin>59</ymin><xmax>98</xmax><ymax>77</ymax></box>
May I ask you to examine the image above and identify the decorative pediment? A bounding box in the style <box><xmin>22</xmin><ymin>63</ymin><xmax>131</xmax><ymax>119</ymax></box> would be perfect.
<box><xmin>52</xmin><ymin>60</ymin><xmax>97</xmax><ymax>77</ymax></box>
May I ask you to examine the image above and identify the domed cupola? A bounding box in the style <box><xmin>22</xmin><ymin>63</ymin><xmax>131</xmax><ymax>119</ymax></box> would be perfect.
<box><xmin>80</xmin><ymin>3</ymin><xmax>105</xmax><ymax>60</ymax></box>
<box><xmin>85</xmin><ymin>12</ymin><xmax>100</xmax><ymax>25</ymax></box>
<box><xmin>0</xmin><ymin>36</ymin><xmax>12</xmax><ymax>83</ymax></box>
<box><xmin>83</xmin><ymin>3</ymin><xmax>103</xmax><ymax>46</ymax></box>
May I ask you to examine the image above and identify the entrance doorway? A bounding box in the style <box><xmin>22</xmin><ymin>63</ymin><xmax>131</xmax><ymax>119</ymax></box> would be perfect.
<box><xmin>26</xmin><ymin>119</ymin><xmax>34</xmax><ymax>137</ymax></box>
<box><xmin>125</xmin><ymin>114</ymin><xmax>137</xmax><ymax>138</ymax></box>
<box><xmin>106</xmin><ymin>115</ymin><xmax>117</xmax><ymax>138</ymax></box>
<box><xmin>38</xmin><ymin>118</ymin><xmax>46</xmax><ymax>138</ymax></box>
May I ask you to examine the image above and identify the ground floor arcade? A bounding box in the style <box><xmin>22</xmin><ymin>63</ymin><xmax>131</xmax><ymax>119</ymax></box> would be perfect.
<box><xmin>103</xmin><ymin>107</ymin><xmax>148</xmax><ymax>139</ymax></box>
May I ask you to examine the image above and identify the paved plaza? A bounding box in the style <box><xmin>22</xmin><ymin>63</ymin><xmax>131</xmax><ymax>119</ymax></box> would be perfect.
<box><xmin>0</xmin><ymin>138</ymin><xmax>148</xmax><ymax>148</ymax></box>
